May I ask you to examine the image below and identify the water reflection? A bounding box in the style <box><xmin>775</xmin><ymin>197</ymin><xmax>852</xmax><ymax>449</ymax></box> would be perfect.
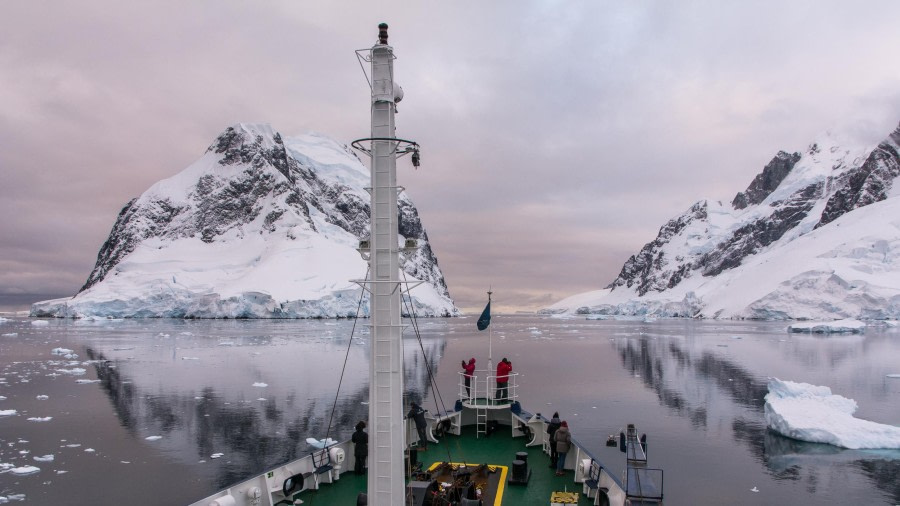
<box><xmin>83</xmin><ymin>332</ymin><xmax>446</xmax><ymax>492</ymax></box>
<box><xmin>612</xmin><ymin>325</ymin><xmax>900</xmax><ymax>504</ymax></box>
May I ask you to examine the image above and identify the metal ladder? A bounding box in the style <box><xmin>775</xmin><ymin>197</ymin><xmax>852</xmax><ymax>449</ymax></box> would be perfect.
<box><xmin>475</xmin><ymin>378</ymin><xmax>487</xmax><ymax>438</ymax></box>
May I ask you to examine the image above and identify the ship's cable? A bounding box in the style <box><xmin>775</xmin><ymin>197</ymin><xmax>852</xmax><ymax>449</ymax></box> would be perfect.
<box><xmin>322</xmin><ymin>265</ymin><xmax>370</xmax><ymax>446</ymax></box>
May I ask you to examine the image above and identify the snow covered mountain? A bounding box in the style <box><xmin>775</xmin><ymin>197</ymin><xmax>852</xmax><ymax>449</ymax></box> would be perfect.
<box><xmin>32</xmin><ymin>123</ymin><xmax>458</xmax><ymax>318</ymax></box>
<box><xmin>546</xmin><ymin>121</ymin><xmax>900</xmax><ymax>320</ymax></box>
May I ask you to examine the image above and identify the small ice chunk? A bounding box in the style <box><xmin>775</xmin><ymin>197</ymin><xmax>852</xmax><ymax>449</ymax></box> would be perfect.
<box><xmin>51</xmin><ymin>348</ymin><xmax>74</xmax><ymax>355</ymax></box>
<box><xmin>27</xmin><ymin>417</ymin><xmax>52</xmax><ymax>422</ymax></box>
<box><xmin>9</xmin><ymin>465</ymin><xmax>40</xmax><ymax>475</ymax></box>
<box><xmin>36</xmin><ymin>395</ymin><xmax>49</xmax><ymax>400</ymax></box>
<box><xmin>145</xmin><ymin>436</ymin><xmax>162</xmax><ymax>441</ymax></box>
<box><xmin>66</xmin><ymin>444</ymin><xmax>81</xmax><ymax>448</ymax></box>
<box><xmin>305</xmin><ymin>437</ymin><xmax>337</xmax><ymax>448</ymax></box>
<box><xmin>210</xmin><ymin>453</ymin><xmax>224</xmax><ymax>459</ymax></box>
<box><xmin>886</xmin><ymin>374</ymin><xmax>900</xmax><ymax>379</ymax></box>
<box><xmin>33</xmin><ymin>455</ymin><xmax>54</xmax><ymax>462</ymax></box>
<box><xmin>31</xmin><ymin>320</ymin><xmax>49</xmax><ymax>326</ymax></box>
<box><xmin>55</xmin><ymin>368</ymin><xmax>86</xmax><ymax>376</ymax></box>
<box><xmin>121</xmin><ymin>461</ymin><xmax>131</xmax><ymax>464</ymax></box>
<box><xmin>76</xmin><ymin>379</ymin><xmax>101</xmax><ymax>384</ymax></box>
<box><xmin>2</xmin><ymin>333</ymin><xmax>18</xmax><ymax>337</ymax></box>
<box><xmin>252</xmin><ymin>382</ymin><xmax>267</xmax><ymax>388</ymax></box>
<box><xmin>751</xmin><ymin>486</ymin><xmax>759</xmax><ymax>492</ymax></box>
<box><xmin>181</xmin><ymin>357</ymin><xmax>199</xmax><ymax>361</ymax></box>
<box><xmin>0</xmin><ymin>410</ymin><xmax>17</xmax><ymax>416</ymax></box>
<box><xmin>0</xmin><ymin>396</ymin><xmax>6</xmax><ymax>400</ymax></box>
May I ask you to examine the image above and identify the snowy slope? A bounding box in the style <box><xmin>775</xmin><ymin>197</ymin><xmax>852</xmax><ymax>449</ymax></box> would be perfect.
<box><xmin>32</xmin><ymin>124</ymin><xmax>458</xmax><ymax>318</ymax></box>
<box><xmin>546</xmin><ymin>121</ymin><xmax>900</xmax><ymax>320</ymax></box>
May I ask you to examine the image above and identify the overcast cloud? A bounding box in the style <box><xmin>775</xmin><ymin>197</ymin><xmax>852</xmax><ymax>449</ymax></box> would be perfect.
<box><xmin>1</xmin><ymin>1</ymin><xmax>898</xmax><ymax>312</ymax></box>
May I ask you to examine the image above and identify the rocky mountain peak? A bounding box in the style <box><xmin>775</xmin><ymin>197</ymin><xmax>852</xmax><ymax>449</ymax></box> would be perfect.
<box><xmin>731</xmin><ymin>151</ymin><xmax>802</xmax><ymax>210</ymax></box>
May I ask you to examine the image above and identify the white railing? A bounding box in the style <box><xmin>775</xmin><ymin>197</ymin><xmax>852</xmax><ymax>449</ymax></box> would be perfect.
<box><xmin>457</xmin><ymin>370</ymin><xmax>519</xmax><ymax>405</ymax></box>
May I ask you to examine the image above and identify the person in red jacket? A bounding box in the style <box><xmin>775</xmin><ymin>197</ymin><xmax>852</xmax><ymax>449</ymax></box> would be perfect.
<box><xmin>462</xmin><ymin>358</ymin><xmax>476</xmax><ymax>399</ymax></box>
<box><xmin>495</xmin><ymin>358</ymin><xmax>512</xmax><ymax>402</ymax></box>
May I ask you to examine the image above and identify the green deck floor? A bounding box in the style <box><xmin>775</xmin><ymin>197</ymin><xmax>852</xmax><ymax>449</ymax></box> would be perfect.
<box><xmin>295</xmin><ymin>426</ymin><xmax>593</xmax><ymax>505</ymax></box>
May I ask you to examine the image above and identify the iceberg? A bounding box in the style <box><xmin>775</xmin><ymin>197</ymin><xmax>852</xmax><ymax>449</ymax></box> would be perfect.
<box><xmin>764</xmin><ymin>378</ymin><xmax>900</xmax><ymax>449</ymax></box>
<box><xmin>787</xmin><ymin>319</ymin><xmax>866</xmax><ymax>334</ymax></box>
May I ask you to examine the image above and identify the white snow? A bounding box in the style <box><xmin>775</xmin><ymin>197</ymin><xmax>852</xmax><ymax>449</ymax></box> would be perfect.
<box><xmin>788</xmin><ymin>319</ymin><xmax>866</xmax><ymax>333</ymax></box>
<box><xmin>764</xmin><ymin>378</ymin><xmax>900</xmax><ymax>449</ymax></box>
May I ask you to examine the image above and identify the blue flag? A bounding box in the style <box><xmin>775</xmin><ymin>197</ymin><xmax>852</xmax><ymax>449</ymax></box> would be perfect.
<box><xmin>477</xmin><ymin>300</ymin><xmax>491</xmax><ymax>331</ymax></box>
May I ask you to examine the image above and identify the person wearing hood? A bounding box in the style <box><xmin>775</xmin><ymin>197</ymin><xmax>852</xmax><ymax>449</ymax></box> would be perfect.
<box><xmin>546</xmin><ymin>412</ymin><xmax>561</xmax><ymax>468</ymax></box>
<box><xmin>351</xmin><ymin>421</ymin><xmax>368</xmax><ymax>474</ymax></box>
<box><xmin>554</xmin><ymin>420</ymin><xmax>572</xmax><ymax>476</ymax></box>
<box><xmin>461</xmin><ymin>358</ymin><xmax>476</xmax><ymax>399</ymax></box>
<box><xmin>495</xmin><ymin>358</ymin><xmax>512</xmax><ymax>402</ymax></box>
<box><xmin>407</xmin><ymin>402</ymin><xmax>428</xmax><ymax>451</ymax></box>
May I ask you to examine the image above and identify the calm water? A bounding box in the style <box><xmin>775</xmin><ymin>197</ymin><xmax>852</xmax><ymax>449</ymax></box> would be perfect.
<box><xmin>0</xmin><ymin>316</ymin><xmax>898</xmax><ymax>505</ymax></box>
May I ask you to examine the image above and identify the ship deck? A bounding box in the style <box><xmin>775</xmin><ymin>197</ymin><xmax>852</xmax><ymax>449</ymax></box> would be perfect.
<box><xmin>295</xmin><ymin>426</ymin><xmax>594</xmax><ymax>505</ymax></box>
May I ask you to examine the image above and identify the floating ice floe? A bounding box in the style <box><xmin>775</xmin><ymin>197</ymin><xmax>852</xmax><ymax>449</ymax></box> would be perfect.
<box><xmin>252</xmin><ymin>382</ymin><xmax>268</xmax><ymax>388</ymax></box>
<box><xmin>55</xmin><ymin>368</ymin><xmax>86</xmax><ymax>376</ymax></box>
<box><xmin>306</xmin><ymin>437</ymin><xmax>337</xmax><ymax>448</ymax></box>
<box><xmin>145</xmin><ymin>436</ymin><xmax>162</xmax><ymax>441</ymax></box>
<box><xmin>210</xmin><ymin>453</ymin><xmax>224</xmax><ymax>459</ymax></box>
<box><xmin>886</xmin><ymin>374</ymin><xmax>900</xmax><ymax>379</ymax></box>
<box><xmin>76</xmin><ymin>379</ymin><xmax>101</xmax><ymax>384</ymax></box>
<box><xmin>1</xmin><ymin>333</ymin><xmax>18</xmax><ymax>337</ymax></box>
<box><xmin>51</xmin><ymin>348</ymin><xmax>74</xmax><ymax>355</ymax></box>
<box><xmin>764</xmin><ymin>378</ymin><xmax>900</xmax><ymax>449</ymax></box>
<box><xmin>36</xmin><ymin>395</ymin><xmax>48</xmax><ymax>400</ymax></box>
<box><xmin>30</xmin><ymin>320</ymin><xmax>49</xmax><ymax>326</ymax></box>
<box><xmin>27</xmin><ymin>417</ymin><xmax>52</xmax><ymax>422</ymax></box>
<box><xmin>0</xmin><ymin>410</ymin><xmax>17</xmax><ymax>417</ymax></box>
<box><xmin>787</xmin><ymin>319</ymin><xmax>865</xmax><ymax>334</ymax></box>
<box><xmin>33</xmin><ymin>455</ymin><xmax>54</xmax><ymax>462</ymax></box>
<box><xmin>0</xmin><ymin>396</ymin><xmax>6</xmax><ymax>400</ymax></box>
<box><xmin>9</xmin><ymin>466</ymin><xmax>40</xmax><ymax>475</ymax></box>
<box><xmin>84</xmin><ymin>448</ymin><xmax>95</xmax><ymax>453</ymax></box>
<box><xmin>0</xmin><ymin>493</ymin><xmax>27</xmax><ymax>502</ymax></box>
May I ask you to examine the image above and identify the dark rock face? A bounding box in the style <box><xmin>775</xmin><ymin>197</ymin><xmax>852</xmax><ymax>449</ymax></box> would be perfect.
<box><xmin>732</xmin><ymin>151</ymin><xmax>801</xmax><ymax>210</ymax></box>
<box><xmin>816</xmin><ymin>125</ymin><xmax>900</xmax><ymax>228</ymax></box>
<box><xmin>80</xmin><ymin>125</ymin><xmax>453</xmax><ymax>303</ymax></box>
<box><xmin>607</xmin><ymin>201</ymin><xmax>707</xmax><ymax>295</ymax></box>
<box><xmin>701</xmin><ymin>181</ymin><xmax>822</xmax><ymax>277</ymax></box>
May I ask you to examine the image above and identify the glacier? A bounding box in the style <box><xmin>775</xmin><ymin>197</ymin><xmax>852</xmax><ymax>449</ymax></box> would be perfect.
<box><xmin>31</xmin><ymin>124</ymin><xmax>458</xmax><ymax>319</ymax></box>
<box><xmin>764</xmin><ymin>378</ymin><xmax>900</xmax><ymax>449</ymax></box>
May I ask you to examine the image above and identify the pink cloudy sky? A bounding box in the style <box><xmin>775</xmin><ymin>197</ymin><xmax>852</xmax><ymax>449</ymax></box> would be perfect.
<box><xmin>1</xmin><ymin>1</ymin><xmax>899</xmax><ymax>312</ymax></box>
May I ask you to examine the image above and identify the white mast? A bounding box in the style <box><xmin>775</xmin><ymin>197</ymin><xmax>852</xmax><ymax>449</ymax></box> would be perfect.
<box><xmin>352</xmin><ymin>23</ymin><xmax>417</xmax><ymax>506</ymax></box>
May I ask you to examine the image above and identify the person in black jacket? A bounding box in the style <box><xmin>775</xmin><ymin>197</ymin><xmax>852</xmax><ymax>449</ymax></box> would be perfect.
<box><xmin>407</xmin><ymin>402</ymin><xmax>428</xmax><ymax>451</ymax></box>
<box><xmin>546</xmin><ymin>412</ymin><xmax>561</xmax><ymax>468</ymax></box>
<box><xmin>351</xmin><ymin>421</ymin><xmax>368</xmax><ymax>474</ymax></box>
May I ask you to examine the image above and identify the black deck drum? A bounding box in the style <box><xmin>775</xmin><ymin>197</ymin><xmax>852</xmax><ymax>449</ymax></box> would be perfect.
<box><xmin>515</xmin><ymin>451</ymin><xmax>528</xmax><ymax>463</ymax></box>
<box><xmin>511</xmin><ymin>459</ymin><xmax>527</xmax><ymax>482</ymax></box>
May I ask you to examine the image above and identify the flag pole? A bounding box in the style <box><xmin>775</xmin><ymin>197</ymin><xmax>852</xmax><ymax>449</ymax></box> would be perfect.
<box><xmin>487</xmin><ymin>290</ymin><xmax>493</xmax><ymax>373</ymax></box>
